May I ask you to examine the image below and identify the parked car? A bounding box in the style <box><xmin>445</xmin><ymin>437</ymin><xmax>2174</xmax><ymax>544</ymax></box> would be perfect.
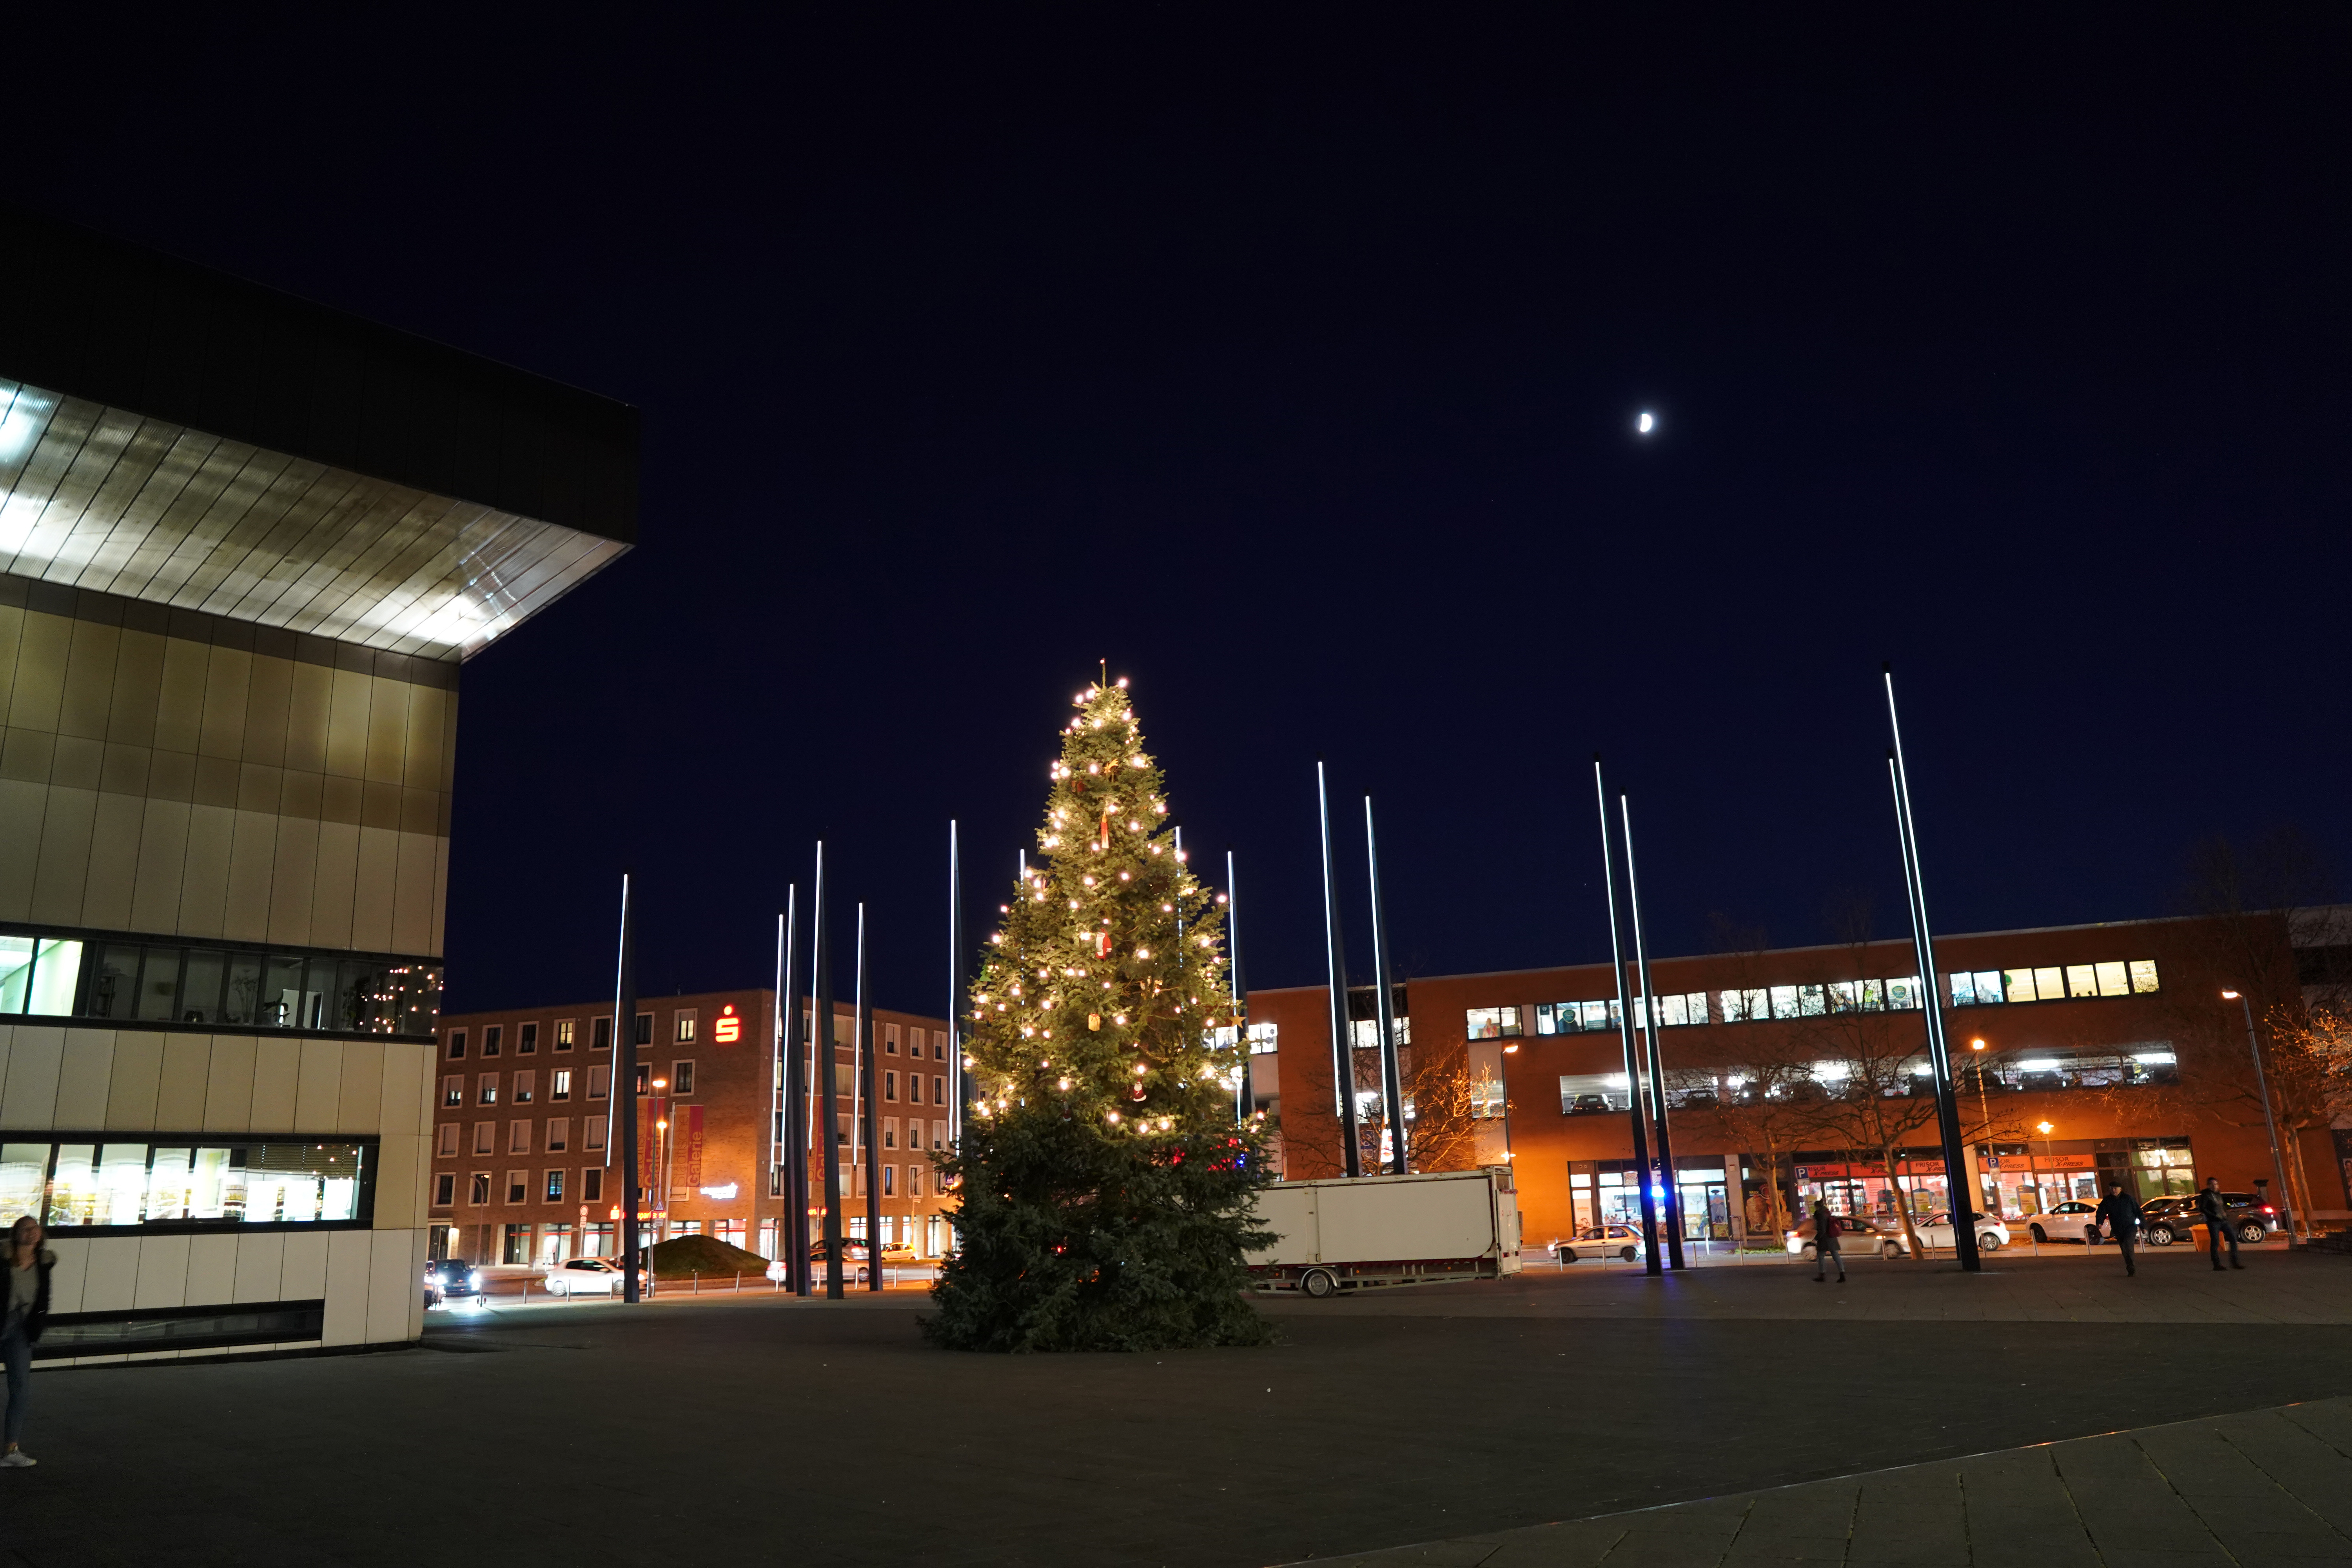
<box><xmin>1550</xmin><ymin>1225</ymin><xmax>1646</xmax><ymax>1263</ymax></box>
<box><xmin>1565</xmin><ymin>1093</ymin><xmax>1613</xmax><ymax>1115</ymax></box>
<box><xmin>544</xmin><ymin>1257</ymin><xmax>628</xmax><ymax>1297</ymax></box>
<box><xmin>2137</xmin><ymin>1194</ymin><xmax>2276</xmax><ymax>1247</ymax></box>
<box><xmin>768</xmin><ymin>1240</ymin><xmax>873</xmax><ymax>1284</ymax></box>
<box><xmin>1786</xmin><ymin>1214</ymin><xmax>1906</xmax><ymax>1261</ymax></box>
<box><xmin>2024</xmin><ymin>1201</ymin><xmax>2102</xmax><ymax>1245</ymax></box>
<box><xmin>1915</xmin><ymin>1211</ymin><xmax>2009</xmax><ymax>1253</ymax></box>
<box><xmin>424</xmin><ymin>1259</ymin><xmax>483</xmax><ymax>1306</ymax></box>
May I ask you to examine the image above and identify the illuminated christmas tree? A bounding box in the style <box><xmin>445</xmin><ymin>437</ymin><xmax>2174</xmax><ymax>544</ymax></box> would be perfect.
<box><xmin>925</xmin><ymin>675</ymin><xmax>1273</xmax><ymax>1352</ymax></box>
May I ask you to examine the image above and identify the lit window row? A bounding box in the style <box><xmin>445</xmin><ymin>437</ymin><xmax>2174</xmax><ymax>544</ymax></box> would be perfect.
<box><xmin>0</xmin><ymin>1138</ymin><xmax>376</xmax><ymax>1234</ymax></box>
<box><xmin>1469</xmin><ymin>960</ymin><xmax>2160</xmax><ymax>1038</ymax></box>
<box><xmin>0</xmin><ymin>925</ymin><xmax>441</xmax><ymax>1036</ymax></box>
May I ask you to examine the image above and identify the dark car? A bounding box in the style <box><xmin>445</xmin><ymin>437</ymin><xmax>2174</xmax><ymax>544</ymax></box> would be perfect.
<box><xmin>424</xmin><ymin>1258</ymin><xmax>483</xmax><ymax>1306</ymax></box>
<box><xmin>1566</xmin><ymin>1093</ymin><xmax>1612</xmax><ymax>1115</ymax></box>
<box><xmin>2137</xmin><ymin>1193</ymin><xmax>2276</xmax><ymax>1247</ymax></box>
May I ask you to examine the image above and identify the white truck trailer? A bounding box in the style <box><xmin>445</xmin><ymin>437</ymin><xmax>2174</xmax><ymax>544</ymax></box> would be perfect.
<box><xmin>1245</xmin><ymin>1166</ymin><xmax>1522</xmax><ymax>1298</ymax></box>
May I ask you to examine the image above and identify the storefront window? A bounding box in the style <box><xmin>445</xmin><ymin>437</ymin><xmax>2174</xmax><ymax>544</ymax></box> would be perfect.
<box><xmin>25</xmin><ymin>1139</ymin><xmax>374</xmax><ymax>1232</ymax></box>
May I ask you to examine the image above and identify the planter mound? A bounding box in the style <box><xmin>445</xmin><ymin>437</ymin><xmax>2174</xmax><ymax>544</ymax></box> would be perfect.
<box><xmin>649</xmin><ymin>1234</ymin><xmax>769</xmax><ymax>1280</ymax></box>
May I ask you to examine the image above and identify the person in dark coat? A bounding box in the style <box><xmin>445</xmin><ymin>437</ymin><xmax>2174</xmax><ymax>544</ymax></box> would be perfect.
<box><xmin>2196</xmin><ymin>1177</ymin><xmax>2244</xmax><ymax>1271</ymax></box>
<box><xmin>2</xmin><ymin>1215</ymin><xmax>54</xmax><ymax>1468</ymax></box>
<box><xmin>1810</xmin><ymin>1200</ymin><xmax>1846</xmax><ymax>1283</ymax></box>
<box><xmin>2094</xmin><ymin>1183</ymin><xmax>2143</xmax><ymax>1277</ymax></box>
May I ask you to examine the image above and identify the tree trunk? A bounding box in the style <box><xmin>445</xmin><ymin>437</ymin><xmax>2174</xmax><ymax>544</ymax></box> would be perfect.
<box><xmin>2285</xmin><ymin>1122</ymin><xmax>2319</xmax><ymax>1241</ymax></box>
<box><xmin>1887</xmin><ymin>1145</ymin><xmax>1926</xmax><ymax>1261</ymax></box>
<box><xmin>1761</xmin><ymin>1138</ymin><xmax>1789</xmax><ymax>1242</ymax></box>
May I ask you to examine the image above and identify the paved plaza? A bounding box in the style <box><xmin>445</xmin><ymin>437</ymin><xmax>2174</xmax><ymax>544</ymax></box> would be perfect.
<box><xmin>2</xmin><ymin>1247</ymin><xmax>2348</xmax><ymax>1566</ymax></box>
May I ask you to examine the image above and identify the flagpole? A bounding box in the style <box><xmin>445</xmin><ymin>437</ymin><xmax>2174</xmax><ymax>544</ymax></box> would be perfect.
<box><xmin>1227</xmin><ymin>849</ymin><xmax>1250</xmax><ymax>1125</ymax></box>
<box><xmin>615</xmin><ymin>871</ymin><xmax>641</xmax><ymax>1302</ymax></box>
<box><xmin>858</xmin><ymin>902</ymin><xmax>881</xmax><ymax>1291</ymax></box>
<box><xmin>1886</xmin><ymin>666</ymin><xmax>1982</xmax><ymax>1272</ymax></box>
<box><xmin>1318</xmin><ymin>762</ymin><xmax>1363</xmax><ymax>1178</ymax></box>
<box><xmin>786</xmin><ymin>888</ymin><xmax>804</xmax><ymax>1269</ymax></box>
<box><xmin>1594</xmin><ymin>759</ymin><xmax>1662</xmax><ymax>1277</ymax></box>
<box><xmin>1620</xmin><ymin>794</ymin><xmax>1688</xmax><ymax>1270</ymax></box>
<box><xmin>1365</xmin><ymin>797</ymin><xmax>1407</xmax><ymax>1174</ymax></box>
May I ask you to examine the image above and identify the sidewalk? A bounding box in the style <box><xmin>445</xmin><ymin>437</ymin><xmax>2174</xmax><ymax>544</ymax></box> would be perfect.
<box><xmin>1297</xmin><ymin>1395</ymin><xmax>2352</xmax><ymax>1567</ymax></box>
<box><xmin>1262</xmin><ymin>1243</ymin><xmax>2352</xmax><ymax>1325</ymax></box>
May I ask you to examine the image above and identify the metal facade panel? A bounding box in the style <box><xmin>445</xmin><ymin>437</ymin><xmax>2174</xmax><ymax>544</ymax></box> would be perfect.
<box><xmin>2</xmin><ymin>379</ymin><xmax>625</xmax><ymax>659</ymax></box>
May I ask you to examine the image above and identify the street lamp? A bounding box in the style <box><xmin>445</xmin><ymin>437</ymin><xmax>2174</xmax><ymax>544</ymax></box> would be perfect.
<box><xmin>2221</xmin><ymin>991</ymin><xmax>2298</xmax><ymax>1239</ymax></box>
<box><xmin>2035</xmin><ymin>1120</ymin><xmax>2055</xmax><ymax>1209</ymax></box>
<box><xmin>652</xmin><ymin>1076</ymin><xmax>669</xmax><ymax>1246</ymax></box>
<box><xmin>1968</xmin><ymin>1038</ymin><xmax>1992</xmax><ymax>1214</ymax></box>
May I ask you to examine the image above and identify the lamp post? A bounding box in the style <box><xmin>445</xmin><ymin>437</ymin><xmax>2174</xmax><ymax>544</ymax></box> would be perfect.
<box><xmin>652</xmin><ymin>1077</ymin><xmax>669</xmax><ymax>1247</ymax></box>
<box><xmin>2034</xmin><ymin>1120</ymin><xmax>2054</xmax><ymax>1212</ymax></box>
<box><xmin>2221</xmin><ymin>990</ymin><xmax>2297</xmax><ymax>1240</ymax></box>
<box><xmin>1968</xmin><ymin>1038</ymin><xmax>1992</xmax><ymax>1216</ymax></box>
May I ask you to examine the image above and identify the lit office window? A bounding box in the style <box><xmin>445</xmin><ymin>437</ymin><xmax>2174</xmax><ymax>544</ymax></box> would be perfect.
<box><xmin>2032</xmin><ymin>966</ymin><xmax>2063</xmax><ymax>1001</ymax></box>
<box><xmin>555</xmin><ymin>1019</ymin><xmax>576</xmax><ymax>1051</ymax></box>
<box><xmin>2094</xmin><ymin>961</ymin><xmax>2130</xmax><ymax>997</ymax></box>
<box><xmin>1769</xmin><ymin>986</ymin><xmax>1799</xmax><ymax>1020</ymax></box>
<box><xmin>2129</xmin><ymin>959</ymin><xmax>2159</xmax><ymax>993</ymax></box>
<box><xmin>2065</xmin><ymin>964</ymin><xmax>2099</xmax><ymax>999</ymax></box>
<box><xmin>478</xmin><ymin>1074</ymin><xmax>499</xmax><ymax>1106</ymax></box>
<box><xmin>1465</xmin><ymin>1006</ymin><xmax>1521</xmax><ymax>1040</ymax></box>
<box><xmin>27</xmin><ymin>1140</ymin><xmax>374</xmax><ymax>1232</ymax></box>
<box><xmin>1797</xmin><ymin>985</ymin><xmax>1826</xmax><ymax>1017</ymax></box>
<box><xmin>2004</xmin><ymin>969</ymin><xmax>2038</xmax><ymax>1002</ymax></box>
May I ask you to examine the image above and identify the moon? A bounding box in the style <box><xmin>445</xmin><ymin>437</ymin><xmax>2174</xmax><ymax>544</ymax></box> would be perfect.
<box><xmin>1636</xmin><ymin>411</ymin><xmax>1656</xmax><ymax>435</ymax></box>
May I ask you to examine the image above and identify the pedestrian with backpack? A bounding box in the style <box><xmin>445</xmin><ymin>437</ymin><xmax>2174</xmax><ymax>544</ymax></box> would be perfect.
<box><xmin>1811</xmin><ymin>1200</ymin><xmax>1846</xmax><ymax>1284</ymax></box>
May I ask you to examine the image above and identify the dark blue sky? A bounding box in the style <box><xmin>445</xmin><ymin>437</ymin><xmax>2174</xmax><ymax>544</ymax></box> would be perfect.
<box><xmin>18</xmin><ymin>13</ymin><xmax>2350</xmax><ymax>1014</ymax></box>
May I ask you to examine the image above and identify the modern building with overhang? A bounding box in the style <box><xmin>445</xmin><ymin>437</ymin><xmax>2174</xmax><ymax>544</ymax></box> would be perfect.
<box><xmin>0</xmin><ymin>206</ymin><xmax>635</xmax><ymax>1363</ymax></box>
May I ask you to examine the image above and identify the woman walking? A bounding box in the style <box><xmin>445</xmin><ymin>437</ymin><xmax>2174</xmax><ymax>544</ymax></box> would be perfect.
<box><xmin>1811</xmin><ymin>1200</ymin><xmax>1846</xmax><ymax>1284</ymax></box>
<box><xmin>2</xmin><ymin>1215</ymin><xmax>54</xmax><ymax>1467</ymax></box>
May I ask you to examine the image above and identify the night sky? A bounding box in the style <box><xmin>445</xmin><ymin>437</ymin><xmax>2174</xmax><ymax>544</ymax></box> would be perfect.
<box><xmin>19</xmin><ymin>13</ymin><xmax>2350</xmax><ymax>1015</ymax></box>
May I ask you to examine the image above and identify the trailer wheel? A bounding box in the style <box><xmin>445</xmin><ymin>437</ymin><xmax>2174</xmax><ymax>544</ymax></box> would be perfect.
<box><xmin>1301</xmin><ymin>1268</ymin><xmax>1339</xmax><ymax>1299</ymax></box>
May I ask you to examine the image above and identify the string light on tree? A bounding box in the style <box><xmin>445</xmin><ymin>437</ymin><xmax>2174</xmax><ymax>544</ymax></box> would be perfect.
<box><xmin>926</xmin><ymin>672</ymin><xmax>1274</xmax><ymax>1352</ymax></box>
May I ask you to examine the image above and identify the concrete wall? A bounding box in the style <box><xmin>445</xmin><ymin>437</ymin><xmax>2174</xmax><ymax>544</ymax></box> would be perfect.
<box><xmin>0</xmin><ymin>1021</ymin><xmax>435</xmax><ymax>1364</ymax></box>
<box><xmin>0</xmin><ymin>588</ymin><xmax>456</xmax><ymax>959</ymax></box>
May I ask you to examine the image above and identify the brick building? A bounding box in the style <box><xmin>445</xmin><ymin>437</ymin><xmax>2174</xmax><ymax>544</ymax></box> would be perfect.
<box><xmin>431</xmin><ymin>988</ymin><xmax>958</xmax><ymax>1267</ymax></box>
<box><xmin>1249</xmin><ymin>910</ymin><xmax>2351</xmax><ymax>1249</ymax></box>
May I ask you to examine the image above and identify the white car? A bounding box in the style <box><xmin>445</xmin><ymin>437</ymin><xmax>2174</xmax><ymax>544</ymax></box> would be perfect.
<box><xmin>1915</xmin><ymin>1211</ymin><xmax>2009</xmax><ymax>1253</ymax></box>
<box><xmin>1551</xmin><ymin>1225</ymin><xmax>1647</xmax><ymax>1263</ymax></box>
<box><xmin>2021</xmin><ymin>1201</ymin><xmax>2102</xmax><ymax>1246</ymax></box>
<box><xmin>544</xmin><ymin>1257</ymin><xmax>627</xmax><ymax>1296</ymax></box>
<box><xmin>1787</xmin><ymin>1214</ymin><xmax>1909</xmax><ymax>1260</ymax></box>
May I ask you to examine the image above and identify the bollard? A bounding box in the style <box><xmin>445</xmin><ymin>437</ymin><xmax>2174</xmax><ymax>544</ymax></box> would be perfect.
<box><xmin>692</xmin><ymin>1272</ymin><xmax>699</xmax><ymax>1296</ymax></box>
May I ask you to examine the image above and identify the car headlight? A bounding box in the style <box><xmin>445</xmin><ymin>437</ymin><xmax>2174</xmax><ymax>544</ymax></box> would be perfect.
<box><xmin>470</xmin><ymin>1272</ymin><xmax>483</xmax><ymax>1289</ymax></box>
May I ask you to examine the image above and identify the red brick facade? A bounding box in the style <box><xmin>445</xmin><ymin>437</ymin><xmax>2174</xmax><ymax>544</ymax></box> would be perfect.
<box><xmin>1251</xmin><ymin>913</ymin><xmax>2348</xmax><ymax>1248</ymax></box>
<box><xmin>428</xmin><ymin>988</ymin><xmax>957</xmax><ymax>1266</ymax></box>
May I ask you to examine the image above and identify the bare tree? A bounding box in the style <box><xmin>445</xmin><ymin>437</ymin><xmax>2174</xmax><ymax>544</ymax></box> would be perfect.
<box><xmin>1785</xmin><ymin>907</ymin><xmax>1948</xmax><ymax>1259</ymax></box>
<box><xmin>1669</xmin><ymin>1038</ymin><xmax>1816</xmax><ymax>1242</ymax></box>
<box><xmin>2155</xmin><ymin>829</ymin><xmax>2345</xmax><ymax>1229</ymax></box>
<box><xmin>1389</xmin><ymin>1045</ymin><xmax>1503</xmax><ymax>1174</ymax></box>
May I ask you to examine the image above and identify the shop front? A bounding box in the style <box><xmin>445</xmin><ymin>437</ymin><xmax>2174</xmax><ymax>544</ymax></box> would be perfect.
<box><xmin>1791</xmin><ymin>1152</ymin><xmax>1953</xmax><ymax>1224</ymax></box>
<box><xmin>1978</xmin><ymin>1138</ymin><xmax>2194</xmax><ymax>1218</ymax></box>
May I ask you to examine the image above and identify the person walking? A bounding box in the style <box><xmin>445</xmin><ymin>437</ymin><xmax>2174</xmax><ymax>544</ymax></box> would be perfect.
<box><xmin>2196</xmin><ymin>1177</ymin><xmax>2244</xmax><ymax>1271</ymax></box>
<box><xmin>2</xmin><ymin>1215</ymin><xmax>53</xmax><ymax>1467</ymax></box>
<box><xmin>2095</xmin><ymin>1182</ymin><xmax>2143</xmax><ymax>1277</ymax></box>
<box><xmin>1810</xmin><ymin>1200</ymin><xmax>1846</xmax><ymax>1284</ymax></box>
